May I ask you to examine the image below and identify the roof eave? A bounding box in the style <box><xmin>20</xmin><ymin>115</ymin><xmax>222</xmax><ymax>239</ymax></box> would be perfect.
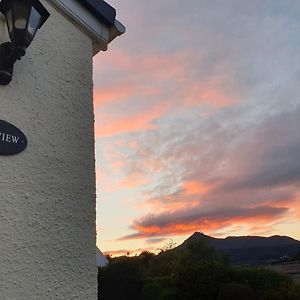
<box><xmin>47</xmin><ymin>0</ymin><xmax>125</xmax><ymax>55</ymax></box>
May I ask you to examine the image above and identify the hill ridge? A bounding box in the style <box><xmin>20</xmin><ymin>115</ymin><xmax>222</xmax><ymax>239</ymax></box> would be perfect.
<box><xmin>177</xmin><ymin>232</ymin><xmax>300</xmax><ymax>265</ymax></box>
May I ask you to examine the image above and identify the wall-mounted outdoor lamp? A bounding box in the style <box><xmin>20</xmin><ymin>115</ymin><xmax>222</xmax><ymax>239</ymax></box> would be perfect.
<box><xmin>0</xmin><ymin>0</ymin><xmax>50</xmax><ymax>85</ymax></box>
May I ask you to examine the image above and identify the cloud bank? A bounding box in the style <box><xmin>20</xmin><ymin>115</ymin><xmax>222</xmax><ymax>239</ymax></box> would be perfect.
<box><xmin>94</xmin><ymin>0</ymin><xmax>300</xmax><ymax>245</ymax></box>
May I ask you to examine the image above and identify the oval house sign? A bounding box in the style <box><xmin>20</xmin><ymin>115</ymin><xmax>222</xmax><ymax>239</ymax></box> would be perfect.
<box><xmin>0</xmin><ymin>120</ymin><xmax>27</xmax><ymax>155</ymax></box>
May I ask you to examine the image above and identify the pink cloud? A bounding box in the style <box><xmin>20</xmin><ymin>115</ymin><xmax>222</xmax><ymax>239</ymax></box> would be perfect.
<box><xmin>94</xmin><ymin>82</ymin><xmax>160</xmax><ymax>107</ymax></box>
<box><xmin>94</xmin><ymin>49</ymin><xmax>189</xmax><ymax>82</ymax></box>
<box><xmin>95</xmin><ymin>102</ymin><xmax>170</xmax><ymax>137</ymax></box>
<box><xmin>94</xmin><ymin>83</ymin><xmax>135</xmax><ymax>106</ymax></box>
<box><xmin>121</xmin><ymin>172</ymin><xmax>149</xmax><ymax>189</ymax></box>
<box><xmin>184</xmin><ymin>81</ymin><xmax>239</xmax><ymax>108</ymax></box>
<box><xmin>93</xmin><ymin>46</ymin><xmax>244</xmax><ymax>139</ymax></box>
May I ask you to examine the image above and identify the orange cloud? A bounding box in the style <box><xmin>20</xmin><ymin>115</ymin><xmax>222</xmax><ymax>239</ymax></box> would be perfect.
<box><xmin>144</xmin><ymin>196</ymin><xmax>200</xmax><ymax>214</ymax></box>
<box><xmin>122</xmin><ymin>220</ymin><xmax>232</xmax><ymax>240</ymax></box>
<box><xmin>95</xmin><ymin>103</ymin><xmax>169</xmax><ymax>137</ymax></box>
<box><xmin>120</xmin><ymin>206</ymin><xmax>289</xmax><ymax>240</ymax></box>
<box><xmin>94</xmin><ymin>83</ymin><xmax>160</xmax><ymax>107</ymax></box>
<box><xmin>182</xmin><ymin>180</ymin><xmax>211</xmax><ymax>196</ymax></box>
<box><xmin>104</xmin><ymin>247</ymin><xmax>158</xmax><ymax>257</ymax></box>
<box><xmin>94</xmin><ymin>84</ymin><xmax>135</xmax><ymax>106</ymax></box>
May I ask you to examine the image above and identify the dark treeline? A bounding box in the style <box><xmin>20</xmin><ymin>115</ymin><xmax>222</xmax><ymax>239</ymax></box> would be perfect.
<box><xmin>98</xmin><ymin>240</ymin><xmax>300</xmax><ymax>300</ymax></box>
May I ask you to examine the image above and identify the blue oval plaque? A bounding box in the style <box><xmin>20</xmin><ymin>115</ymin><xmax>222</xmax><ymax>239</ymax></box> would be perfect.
<box><xmin>0</xmin><ymin>120</ymin><xmax>27</xmax><ymax>155</ymax></box>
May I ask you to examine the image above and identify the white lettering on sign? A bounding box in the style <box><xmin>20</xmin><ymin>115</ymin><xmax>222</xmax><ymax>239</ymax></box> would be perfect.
<box><xmin>0</xmin><ymin>132</ymin><xmax>20</xmax><ymax>144</ymax></box>
<box><xmin>12</xmin><ymin>136</ymin><xmax>20</xmax><ymax>143</ymax></box>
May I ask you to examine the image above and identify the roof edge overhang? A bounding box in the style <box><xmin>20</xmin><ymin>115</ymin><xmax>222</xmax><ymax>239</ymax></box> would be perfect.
<box><xmin>47</xmin><ymin>0</ymin><xmax>125</xmax><ymax>55</ymax></box>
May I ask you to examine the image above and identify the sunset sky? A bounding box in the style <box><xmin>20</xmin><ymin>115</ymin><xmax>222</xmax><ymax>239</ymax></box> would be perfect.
<box><xmin>93</xmin><ymin>0</ymin><xmax>300</xmax><ymax>255</ymax></box>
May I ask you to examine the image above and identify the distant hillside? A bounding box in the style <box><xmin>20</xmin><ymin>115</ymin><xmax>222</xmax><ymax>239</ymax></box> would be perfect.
<box><xmin>177</xmin><ymin>232</ymin><xmax>300</xmax><ymax>265</ymax></box>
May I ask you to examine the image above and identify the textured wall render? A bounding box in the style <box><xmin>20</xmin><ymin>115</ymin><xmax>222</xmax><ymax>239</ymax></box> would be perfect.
<box><xmin>0</xmin><ymin>1</ymin><xmax>96</xmax><ymax>299</ymax></box>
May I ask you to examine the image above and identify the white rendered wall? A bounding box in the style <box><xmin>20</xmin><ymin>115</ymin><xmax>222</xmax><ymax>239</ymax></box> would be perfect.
<box><xmin>0</xmin><ymin>1</ymin><xmax>97</xmax><ymax>299</ymax></box>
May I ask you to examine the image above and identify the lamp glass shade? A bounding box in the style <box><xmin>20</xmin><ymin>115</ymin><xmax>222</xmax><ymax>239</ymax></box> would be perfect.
<box><xmin>28</xmin><ymin>7</ymin><xmax>41</xmax><ymax>36</ymax></box>
<box><xmin>6</xmin><ymin>10</ymin><xmax>13</xmax><ymax>34</ymax></box>
<box><xmin>13</xmin><ymin>1</ymin><xmax>29</xmax><ymax>30</ymax></box>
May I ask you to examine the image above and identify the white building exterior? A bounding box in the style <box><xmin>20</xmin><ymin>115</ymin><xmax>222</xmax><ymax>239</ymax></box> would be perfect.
<box><xmin>0</xmin><ymin>1</ymin><xmax>124</xmax><ymax>299</ymax></box>
<box><xmin>96</xmin><ymin>247</ymin><xmax>109</xmax><ymax>267</ymax></box>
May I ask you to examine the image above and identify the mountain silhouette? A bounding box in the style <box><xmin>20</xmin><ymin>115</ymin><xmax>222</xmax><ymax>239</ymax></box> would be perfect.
<box><xmin>176</xmin><ymin>232</ymin><xmax>300</xmax><ymax>265</ymax></box>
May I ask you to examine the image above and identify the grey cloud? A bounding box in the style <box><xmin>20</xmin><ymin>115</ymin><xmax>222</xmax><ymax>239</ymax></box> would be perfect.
<box><xmin>136</xmin><ymin>206</ymin><xmax>288</xmax><ymax>229</ymax></box>
<box><xmin>223</xmin><ymin>108</ymin><xmax>300</xmax><ymax>190</ymax></box>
